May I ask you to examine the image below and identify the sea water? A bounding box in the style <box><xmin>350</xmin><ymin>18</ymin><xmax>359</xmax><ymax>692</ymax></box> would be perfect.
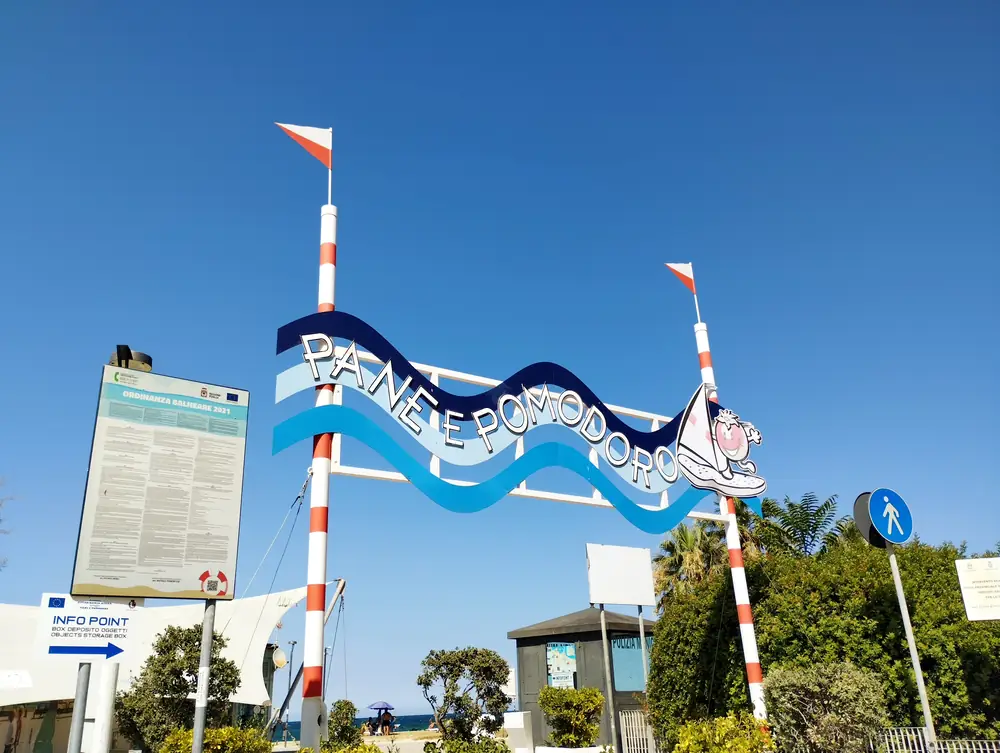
<box><xmin>274</xmin><ymin>715</ymin><xmax>437</xmax><ymax>741</ymax></box>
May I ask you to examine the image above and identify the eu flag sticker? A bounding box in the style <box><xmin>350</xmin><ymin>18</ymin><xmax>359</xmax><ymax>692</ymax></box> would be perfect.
<box><xmin>226</xmin><ymin>393</ymin><xmax>239</xmax><ymax>402</ymax></box>
<box><xmin>48</xmin><ymin>597</ymin><xmax>66</xmax><ymax>608</ymax></box>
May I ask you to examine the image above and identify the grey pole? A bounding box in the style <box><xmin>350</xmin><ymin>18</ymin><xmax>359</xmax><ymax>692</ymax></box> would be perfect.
<box><xmin>66</xmin><ymin>662</ymin><xmax>92</xmax><ymax>753</ymax></box>
<box><xmin>287</xmin><ymin>641</ymin><xmax>297</xmax><ymax>696</ymax></box>
<box><xmin>323</xmin><ymin>646</ymin><xmax>331</xmax><ymax>700</ymax></box>
<box><xmin>599</xmin><ymin>605</ymin><xmax>620</xmax><ymax>753</ymax></box>
<box><xmin>887</xmin><ymin>544</ymin><xmax>936</xmax><ymax>745</ymax></box>
<box><xmin>637</xmin><ymin>606</ymin><xmax>649</xmax><ymax>685</ymax></box>
<box><xmin>191</xmin><ymin>599</ymin><xmax>217</xmax><ymax>753</ymax></box>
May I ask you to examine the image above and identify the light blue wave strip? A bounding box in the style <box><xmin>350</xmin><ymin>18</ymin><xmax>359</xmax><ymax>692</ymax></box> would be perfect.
<box><xmin>272</xmin><ymin>404</ymin><xmax>716</xmax><ymax>534</ymax></box>
<box><xmin>275</xmin><ymin>362</ymin><xmax>675</xmax><ymax>495</ymax></box>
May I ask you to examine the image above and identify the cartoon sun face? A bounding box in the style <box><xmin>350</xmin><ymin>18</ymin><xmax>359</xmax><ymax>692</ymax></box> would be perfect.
<box><xmin>714</xmin><ymin>409</ymin><xmax>751</xmax><ymax>461</ymax></box>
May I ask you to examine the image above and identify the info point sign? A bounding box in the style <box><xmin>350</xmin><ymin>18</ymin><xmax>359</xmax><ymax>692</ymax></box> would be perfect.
<box><xmin>36</xmin><ymin>593</ymin><xmax>142</xmax><ymax>662</ymax></box>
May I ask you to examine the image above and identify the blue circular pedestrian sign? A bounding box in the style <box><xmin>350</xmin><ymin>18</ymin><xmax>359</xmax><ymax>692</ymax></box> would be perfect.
<box><xmin>868</xmin><ymin>488</ymin><xmax>913</xmax><ymax>544</ymax></box>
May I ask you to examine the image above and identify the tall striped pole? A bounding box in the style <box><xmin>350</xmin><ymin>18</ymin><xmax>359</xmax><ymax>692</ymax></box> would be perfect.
<box><xmin>300</xmin><ymin>202</ymin><xmax>337</xmax><ymax>751</ymax></box>
<box><xmin>689</xmin><ymin>318</ymin><xmax>767</xmax><ymax>719</ymax></box>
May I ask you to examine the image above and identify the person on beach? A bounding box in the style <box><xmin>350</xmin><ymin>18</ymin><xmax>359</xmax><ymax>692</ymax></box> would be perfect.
<box><xmin>380</xmin><ymin>710</ymin><xmax>393</xmax><ymax>736</ymax></box>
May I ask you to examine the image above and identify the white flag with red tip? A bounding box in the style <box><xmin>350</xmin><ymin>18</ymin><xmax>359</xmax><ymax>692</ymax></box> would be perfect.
<box><xmin>665</xmin><ymin>262</ymin><xmax>696</xmax><ymax>294</ymax></box>
<box><xmin>276</xmin><ymin>122</ymin><xmax>333</xmax><ymax>169</ymax></box>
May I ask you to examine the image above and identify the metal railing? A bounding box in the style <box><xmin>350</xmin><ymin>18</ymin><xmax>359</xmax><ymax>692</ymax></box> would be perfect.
<box><xmin>618</xmin><ymin>714</ymin><xmax>1000</xmax><ymax>753</ymax></box>
<box><xmin>874</xmin><ymin>728</ymin><xmax>1000</xmax><ymax>753</ymax></box>
<box><xmin>620</xmin><ymin>710</ymin><xmax>657</xmax><ymax>753</ymax></box>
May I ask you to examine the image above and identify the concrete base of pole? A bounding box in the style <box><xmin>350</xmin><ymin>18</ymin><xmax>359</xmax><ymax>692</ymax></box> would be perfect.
<box><xmin>301</xmin><ymin>697</ymin><xmax>325</xmax><ymax>751</ymax></box>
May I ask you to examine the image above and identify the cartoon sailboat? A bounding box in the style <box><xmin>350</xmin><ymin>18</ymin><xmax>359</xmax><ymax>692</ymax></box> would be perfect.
<box><xmin>676</xmin><ymin>384</ymin><xmax>767</xmax><ymax>498</ymax></box>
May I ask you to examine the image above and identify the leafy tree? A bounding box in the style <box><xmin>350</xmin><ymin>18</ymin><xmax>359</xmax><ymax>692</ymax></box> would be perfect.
<box><xmin>646</xmin><ymin>539</ymin><xmax>1000</xmax><ymax>743</ymax></box>
<box><xmin>417</xmin><ymin>647</ymin><xmax>511</xmax><ymax>742</ymax></box>
<box><xmin>325</xmin><ymin>700</ymin><xmax>363</xmax><ymax>751</ymax></box>
<box><xmin>647</xmin><ymin>571</ymin><xmax>745</xmax><ymax>748</ymax></box>
<box><xmin>654</xmin><ymin>493</ymin><xmax>848</xmax><ymax>607</ymax></box>
<box><xmin>116</xmin><ymin>624</ymin><xmax>241</xmax><ymax>751</ymax></box>
<box><xmin>763</xmin><ymin>662</ymin><xmax>888</xmax><ymax>753</ymax></box>
<box><xmin>537</xmin><ymin>686</ymin><xmax>604</xmax><ymax>748</ymax></box>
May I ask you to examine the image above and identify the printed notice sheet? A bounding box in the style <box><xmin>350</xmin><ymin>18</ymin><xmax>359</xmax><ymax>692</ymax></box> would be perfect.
<box><xmin>71</xmin><ymin>366</ymin><xmax>249</xmax><ymax>599</ymax></box>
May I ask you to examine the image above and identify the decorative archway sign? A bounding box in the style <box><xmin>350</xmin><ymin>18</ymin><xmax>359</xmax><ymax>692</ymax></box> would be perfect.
<box><xmin>271</xmin><ymin>124</ymin><xmax>771</xmax><ymax>751</ymax></box>
<box><xmin>272</xmin><ymin>313</ymin><xmax>767</xmax><ymax>530</ymax></box>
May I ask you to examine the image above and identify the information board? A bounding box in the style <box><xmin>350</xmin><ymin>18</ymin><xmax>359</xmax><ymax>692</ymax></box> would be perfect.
<box><xmin>956</xmin><ymin>557</ymin><xmax>1000</xmax><ymax>621</ymax></box>
<box><xmin>71</xmin><ymin>366</ymin><xmax>249</xmax><ymax>599</ymax></box>
<box><xmin>546</xmin><ymin>642</ymin><xmax>577</xmax><ymax>689</ymax></box>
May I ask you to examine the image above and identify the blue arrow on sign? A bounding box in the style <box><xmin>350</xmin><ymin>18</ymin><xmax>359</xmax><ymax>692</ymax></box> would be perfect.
<box><xmin>868</xmin><ymin>488</ymin><xmax>913</xmax><ymax>544</ymax></box>
<box><xmin>49</xmin><ymin>643</ymin><xmax>123</xmax><ymax>659</ymax></box>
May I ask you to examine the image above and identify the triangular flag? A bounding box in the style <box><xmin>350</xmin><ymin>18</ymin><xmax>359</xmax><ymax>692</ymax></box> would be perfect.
<box><xmin>276</xmin><ymin>122</ymin><xmax>332</xmax><ymax>169</ymax></box>
<box><xmin>665</xmin><ymin>262</ymin><xmax>696</xmax><ymax>294</ymax></box>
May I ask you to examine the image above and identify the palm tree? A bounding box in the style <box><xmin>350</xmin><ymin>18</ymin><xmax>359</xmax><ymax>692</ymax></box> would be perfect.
<box><xmin>653</xmin><ymin>522</ymin><xmax>726</xmax><ymax>603</ymax></box>
<box><xmin>769</xmin><ymin>493</ymin><xmax>847</xmax><ymax>556</ymax></box>
<box><xmin>821</xmin><ymin>517</ymin><xmax>865</xmax><ymax>551</ymax></box>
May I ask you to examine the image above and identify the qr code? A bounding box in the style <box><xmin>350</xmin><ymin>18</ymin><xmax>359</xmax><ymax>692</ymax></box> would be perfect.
<box><xmin>206</xmin><ymin>579</ymin><xmax>219</xmax><ymax>592</ymax></box>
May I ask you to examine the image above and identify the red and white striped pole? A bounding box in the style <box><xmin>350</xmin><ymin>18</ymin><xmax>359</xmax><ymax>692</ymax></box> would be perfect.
<box><xmin>690</xmin><ymin>318</ymin><xmax>766</xmax><ymax>719</ymax></box>
<box><xmin>301</xmin><ymin>201</ymin><xmax>337</xmax><ymax>750</ymax></box>
<box><xmin>667</xmin><ymin>261</ymin><xmax>767</xmax><ymax>720</ymax></box>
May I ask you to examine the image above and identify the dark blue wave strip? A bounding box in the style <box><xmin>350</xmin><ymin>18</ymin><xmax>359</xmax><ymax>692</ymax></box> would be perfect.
<box><xmin>276</xmin><ymin>311</ymin><xmax>722</xmax><ymax>450</ymax></box>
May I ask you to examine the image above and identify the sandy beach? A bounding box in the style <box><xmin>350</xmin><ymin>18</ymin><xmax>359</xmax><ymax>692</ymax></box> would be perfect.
<box><xmin>272</xmin><ymin>731</ymin><xmax>442</xmax><ymax>753</ymax></box>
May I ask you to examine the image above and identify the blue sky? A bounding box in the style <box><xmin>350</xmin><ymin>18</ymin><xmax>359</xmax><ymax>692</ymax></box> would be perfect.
<box><xmin>1</xmin><ymin>1</ymin><xmax>997</xmax><ymax>716</ymax></box>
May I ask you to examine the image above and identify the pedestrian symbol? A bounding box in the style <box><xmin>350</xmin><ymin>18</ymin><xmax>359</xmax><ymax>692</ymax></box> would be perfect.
<box><xmin>867</xmin><ymin>488</ymin><xmax>913</xmax><ymax>544</ymax></box>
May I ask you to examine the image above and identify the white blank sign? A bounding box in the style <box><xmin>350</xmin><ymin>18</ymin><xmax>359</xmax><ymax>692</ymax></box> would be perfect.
<box><xmin>586</xmin><ymin>543</ymin><xmax>655</xmax><ymax>607</ymax></box>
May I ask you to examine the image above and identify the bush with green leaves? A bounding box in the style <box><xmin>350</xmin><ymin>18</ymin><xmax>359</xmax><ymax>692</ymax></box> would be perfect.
<box><xmin>673</xmin><ymin>713</ymin><xmax>775</xmax><ymax>753</ymax></box>
<box><xmin>159</xmin><ymin>727</ymin><xmax>270</xmax><ymax>753</ymax></box>
<box><xmin>537</xmin><ymin>686</ymin><xmax>605</xmax><ymax>748</ymax></box>
<box><xmin>763</xmin><ymin>662</ymin><xmax>887</xmax><ymax>753</ymax></box>
<box><xmin>646</xmin><ymin>539</ymin><xmax>1000</xmax><ymax>744</ymax></box>
<box><xmin>423</xmin><ymin>738</ymin><xmax>511</xmax><ymax>753</ymax></box>
<box><xmin>417</xmin><ymin>647</ymin><xmax>511</xmax><ymax>741</ymax></box>
<box><xmin>323</xmin><ymin>700</ymin><xmax>364</xmax><ymax>751</ymax></box>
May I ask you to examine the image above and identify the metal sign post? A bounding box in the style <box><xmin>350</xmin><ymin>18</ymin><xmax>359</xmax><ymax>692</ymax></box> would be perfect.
<box><xmin>855</xmin><ymin>488</ymin><xmax>936</xmax><ymax>746</ymax></box>
<box><xmin>191</xmin><ymin>599</ymin><xmax>217</xmax><ymax>753</ymax></box>
<box><xmin>66</xmin><ymin>663</ymin><xmax>92</xmax><ymax>753</ymax></box>
<box><xmin>886</xmin><ymin>542</ymin><xmax>936</xmax><ymax>746</ymax></box>
<box><xmin>598</xmin><ymin>605</ymin><xmax>620</xmax><ymax>753</ymax></box>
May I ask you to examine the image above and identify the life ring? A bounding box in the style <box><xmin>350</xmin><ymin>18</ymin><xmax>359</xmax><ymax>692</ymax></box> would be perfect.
<box><xmin>199</xmin><ymin>570</ymin><xmax>229</xmax><ymax>597</ymax></box>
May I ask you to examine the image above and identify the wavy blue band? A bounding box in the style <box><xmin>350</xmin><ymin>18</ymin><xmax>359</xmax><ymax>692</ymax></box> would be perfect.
<box><xmin>275</xmin><ymin>311</ymin><xmax>724</xmax><ymax>453</ymax></box>
<box><xmin>272</xmin><ymin>404</ymin><xmax>721</xmax><ymax>534</ymax></box>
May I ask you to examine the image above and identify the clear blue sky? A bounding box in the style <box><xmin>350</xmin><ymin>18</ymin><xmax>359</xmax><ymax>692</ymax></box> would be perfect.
<box><xmin>1</xmin><ymin>1</ymin><xmax>997</xmax><ymax>716</ymax></box>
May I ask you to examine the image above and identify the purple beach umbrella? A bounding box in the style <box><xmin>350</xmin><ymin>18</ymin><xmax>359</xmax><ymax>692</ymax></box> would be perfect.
<box><xmin>368</xmin><ymin>702</ymin><xmax>394</xmax><ymax>711</ymax></box>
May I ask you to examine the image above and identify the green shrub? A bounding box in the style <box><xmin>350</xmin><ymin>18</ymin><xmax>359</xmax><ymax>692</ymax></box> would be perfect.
<box><xmin>423</xmin><ymin>739</ymin><xmax>510</xmax><ymax>753</ymax></box>
<box><xmin>538</xmin><ymin>686</ymin><xmax>605</xmax><ymax>748</ymax></box>
<box><xmin>323</xmin><ymin>700</ymin><xmax>364</xmax><ymax>751</ymax></box>
<box><xmin>159</xmin><ymin>727</ymin><xmax>271</xmax><ymax>753</ymax></box>
<box><xmin>673</xmin><ymin>713</ymin><xmax>775</xmax><ymax>753</ymax></box>
<box><xmin>763</xmin><ymin>662</ymin><xmax>887</xmax><ymax>753</ymax></box>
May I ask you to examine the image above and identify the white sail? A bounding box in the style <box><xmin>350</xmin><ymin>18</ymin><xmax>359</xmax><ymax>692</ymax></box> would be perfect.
<box><xmin>677</xmin><ymin>385</ymin><xmax>730</xmax><ymax>475</ymax></box>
